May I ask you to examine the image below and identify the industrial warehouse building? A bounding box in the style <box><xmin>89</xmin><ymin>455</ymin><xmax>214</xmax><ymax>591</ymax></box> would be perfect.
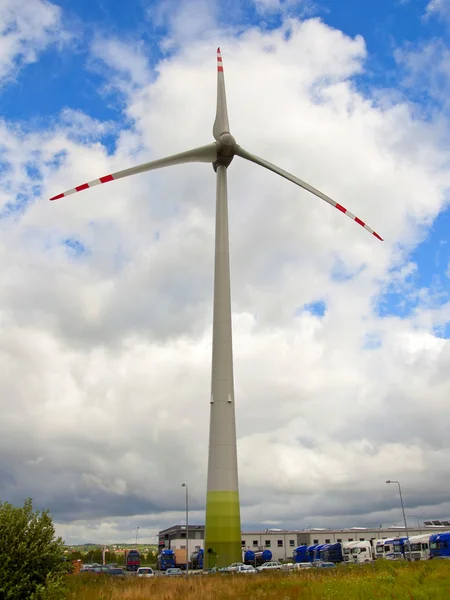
<box><xmin>158</xmin><ymin>523</ymin><xmax>450</xmax><ymax>563</ymax></box>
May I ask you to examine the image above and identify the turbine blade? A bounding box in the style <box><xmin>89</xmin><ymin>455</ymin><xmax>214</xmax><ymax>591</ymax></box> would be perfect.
<box><xmin>235</xmin><ymin>146</ymin><xmax>383</xmax><ymax>241</ymax></box>
<box><xmin>213</xmin><ymin>47</ymin><xmax>230</xmax><ymax>141</ymax></box>
<box><xmin>49</xmin><ymin>143</ymin><xmax>218</xmax><ymax>201</ymax></box>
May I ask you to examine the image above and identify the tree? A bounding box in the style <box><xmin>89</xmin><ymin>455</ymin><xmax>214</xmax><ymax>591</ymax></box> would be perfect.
<box><xmin>90</xmin><ymin>549</ymin><xmax>103</xmax><ymax>564</ymax></box>
<box><xmin>0</xmin><ymin>498</ymin><xmax>68</xmax><ymax>600</ymax></box>
<box><xmin>106</xmin><ymin>551</ymin><xmax>117</xmax><ymax>563</ymax></box>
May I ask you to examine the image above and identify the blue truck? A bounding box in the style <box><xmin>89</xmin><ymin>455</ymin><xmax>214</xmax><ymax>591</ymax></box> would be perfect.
<box><xmin>294</xmin><ymin>542</ymin><xmax>345</xmax><ymax>564</ymax></box>
<box><xmin>157</xmin><ymin>549</ymin><xmax>176</xmax><ymax>571</ymax></box>
<box><xmin>430</xmin><ymin>532</ymin><xmax>450</xmax><ymax>559</ymax></box>
<box><xmin>293</xmin><ymin>545</ymin><xmax>308</xmax><ymax>563</ymax></box>
<box><xmin>191</xmin><ymin>548</ymin><xmax>204</xmax><ymax>569</ymax></box>
<box><xmin>244</xmin><ymin>549</ymin><xmax>272</xmax><ymax>566</ymax></box>
<box><xmin>320</xmin><ymin>542</ymin><xmax>345</xmax><ymax>563</ymax></box>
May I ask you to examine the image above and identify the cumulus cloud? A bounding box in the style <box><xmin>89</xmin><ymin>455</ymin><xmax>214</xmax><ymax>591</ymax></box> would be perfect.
<box><xmin>1</xmin><ymin>11</ymin><xmax>450</xmax><ymax>544</ymax></box>
<box><xmin>0</xmin><ymin>0</ymin><xmax>66</xmax><ymax>85</ymax></box>
<box><xmin>425</xmin><ymin>0</ymin><xmax>450</xmax><ymax>21</ymax></box>
<box><xmin>395</xmin><ymin>39</ymin><xmax>450</xmax><ymax>114</ymax></box>
<box><xmin>89</xmin><ymin>37</ymin><xmax>153</xmax><ymax>94</ymax></box>
<box><xmin>252</xmin><ymin>0</ymin><xmax>316</xmax><ymax>18</ymax></box>
<box><xmin>145</xmin><ymin>0</ymin><xmax>220</xmax><ymax>47</ymax></box>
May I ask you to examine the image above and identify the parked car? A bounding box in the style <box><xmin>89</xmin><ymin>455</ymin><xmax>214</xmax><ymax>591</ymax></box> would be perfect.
<box><xmin>203</xmin><ymin>567</ymin><xmax>229</xmax><ymax>575</ymax></box>
<box><xmin>203</xmin><ymin>567</ymin><xmax>221</xmax><ymax>575</ymax></box>
<box><xmin>234</xmin><ymin>565</ymin><xmax>257</xmax><ymax>574</ymax></box>
<box><xmin>292</xmin><ymin>562</ymin><xmax>313</xmax><ymax>570</ymax></box>
<box><xmin>80</xmin><ymin>567</ymin><xmax>104</xmax><ymax>574</ymax></box>
<box><xmin>108</xmin><ymin>568</ymin><xmax>125</xmax><ymax>577</ymax></box>
<box><xmin>92</xmin><ymin>566</ymin><xmax>111</xmax><ymax>573</ymax></box>
<box><xmin>137</xmin><ymin>567</ymin><xmax>155</xmax><ymax>578</ymax></box>
<box><xmin>227</xmin><ymin>562</ymin><xmax>245</xmax><ymax>572</ymax></box>
<box><xmin>314</xmin><ymin>562</ymin><xmax>336</xmax><ymax>569</ymax></box>
<box><xmin>256</xmin><ymin>561</ymin><xmax>283</xmax><ymax>572</ymax></box>
<box><xmin>165</xmin><ymin>568</ymin><xmax>184</xmax><ymax>576</ymax></box>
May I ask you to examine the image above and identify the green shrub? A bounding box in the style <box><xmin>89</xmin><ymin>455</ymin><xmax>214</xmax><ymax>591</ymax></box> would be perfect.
<box><xmin>0</xmin><ymin>498</ymin><xmax>69</xmax><ymax>599</ymax></box>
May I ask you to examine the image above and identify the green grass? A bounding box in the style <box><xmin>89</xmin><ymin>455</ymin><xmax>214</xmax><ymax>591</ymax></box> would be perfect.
<box><xmin>64</xmin><ymin>560</ymin><xmax>450</xmax><ymax>600</ymax></box>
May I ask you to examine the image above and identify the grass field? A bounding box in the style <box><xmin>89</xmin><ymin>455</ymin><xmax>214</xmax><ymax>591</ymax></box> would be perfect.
<box><xmin>65</xmin><ymin>560</ymin><xmax>450</xmax><ymax>599</ymax></box>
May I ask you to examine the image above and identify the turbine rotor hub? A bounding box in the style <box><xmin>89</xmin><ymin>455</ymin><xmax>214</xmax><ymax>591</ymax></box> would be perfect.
<box><xmin>213</xmin><ymin>132</ymin><xmax>236</xmax><ymax>171</ymax></box>
<box><xmin>219</xmin><ymin>132</ymin><xmax>236</xmax><ymax>147</ymax></box>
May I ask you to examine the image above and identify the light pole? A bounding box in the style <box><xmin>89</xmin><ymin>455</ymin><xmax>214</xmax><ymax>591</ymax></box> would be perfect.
<box><xmin>182</xmin><ymin>483</ymin><xmax>189</xmax><ymax>577</ymax></box>
<box><xmin>135</xmin><ymin>526</ymin><xmax>140</xmax><ymax>548</ymax></box>
<box><xmin>407</xmin><ymin>515</ymin><xmax>421</xmax><ymax>534</ymax></box>
<box><xmin>103</xmin><ymin>525</ymin><xmax>109</xmax><ymax>565</ymax></box>
<box><xmin>386</xmin><ymin>480</ymin><xmax>412</xmax><ymax>561</ymax></box>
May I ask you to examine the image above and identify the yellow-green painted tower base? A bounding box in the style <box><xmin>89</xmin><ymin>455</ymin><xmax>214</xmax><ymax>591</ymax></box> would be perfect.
<box><xmin>204</xmin><ymin>491</ymin><xmax>241</xmax><ymax>568</ymax></box>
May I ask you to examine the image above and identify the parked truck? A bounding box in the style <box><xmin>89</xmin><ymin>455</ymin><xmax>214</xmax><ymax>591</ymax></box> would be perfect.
<box><xmin>157</xmin><ymin>549</ymin><xmax>176</xmax><ymax>571</ymax></box>
<box><xmin>391</xmin><ymin>537</ymin><xmax>410</xmax><ymax>560</ymax></box>
<box><xmin>320</xmin><ymin>542</ymin><xmax>346</xmax><ymax>564</ymax></box>
<box><xmin>174</xmin><ymin>548</ymin><xmax>189</xmax><ymax>569</ymax></box>
<box><xmin>374</xmin><ymin>539</ymin><xmax>388</xmax><ymax>559</ymax></box>
<box><xmin>345</xmin><ymin>541</ymin><xmax>375</xmax><ymax>563</ymax></box>
<box><xmin>309</xmin><ymin>544</ymin><xmax>326</xmax><ymax>562</ymax></box>
<box><xmin>293</xmin><ymin>545</ymin><xmax>308</xmax><ymax>563</ymax></box>
<box><xmin>125</xmin><ymin>550</ymin><xmax>141</xmax><ymax>571</ymax></box>
<box><xmin>430</xmin><ymin>532</ymin><xmax>450</xmax><ymax>559</ymax></box>
<box><xmin>408</xmin><ymin>534</ymin><xmax>431</xmax><ymax>561</ymax></box>
<box><xmin>244</xmin><ymin>549</ymin><xmax>272</xmax><ymax>567</ymax></box>
<box><xmin>296</xmin><ymin>539</ymin><xmax>381</xmax><ymax>565</ymax></box>
<box><xmin>190</xmin><ymin>549</ymin><xmax>204</xmax><ymax>570</ymax></box>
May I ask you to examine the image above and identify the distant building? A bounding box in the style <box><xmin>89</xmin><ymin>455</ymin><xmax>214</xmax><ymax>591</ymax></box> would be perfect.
<box><xmin>158</xmin><ymin>523</ymin><xmax>450</xmax><ymax>563</ymax></box>
<box><xmin>158</xmin><ymin>524</ymin><xmax>204</xmax><ymax>557</ymax></box>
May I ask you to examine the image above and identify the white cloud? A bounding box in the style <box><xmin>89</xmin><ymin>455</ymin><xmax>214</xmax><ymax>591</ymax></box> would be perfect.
<box><xmin>145</xmin><ymin>0</ymin><xmax>220</xmax><ymax>48</ymax></box>
<box><xmin>425</xmin><ymin>0</ymin><xmax>450</xmax><ymax>21</ymax></box>
<box><xmin>252</xmin><ymin>0</ymin><xmax>316</xmax><ymax>18</ymax></box>
<box><xmin>90</xmin><ymin>37</ymin><xmax>153</xmax><ymax>92</ymax></box>
<box><xmin>0</xmin><ymin>0</ymin><xmax>66</xmax><ymax>85</ymax></box>
<box><xmin>395</xmin><ymin>39</ymin><xmax>450</xmax><ymax>113</ymax></box>
<box><xmin>1</xmin><ymin>14</ymin><xmax>450</xmax><ymax>543</ymax></box>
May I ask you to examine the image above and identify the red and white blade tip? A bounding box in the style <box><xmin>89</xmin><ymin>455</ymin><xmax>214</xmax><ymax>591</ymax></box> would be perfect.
<box><xmin>334</xmin><ymin>202</ymin><xmax>383</xmax><ymax>241</ymax></box>
<box><xmin>217</xmin><ymin>47</ymin><xmax>223</xmax><ymax>72</ymax></box>
<box><xmin>49</xmin><ymin>174</ymin><xmax>115</xmax><ymax>201</ymax></box>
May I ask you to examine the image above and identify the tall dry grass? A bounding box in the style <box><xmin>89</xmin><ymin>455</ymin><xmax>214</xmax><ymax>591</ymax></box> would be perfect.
<box><xmin>65</xmin><ymin>560</ymin><xmax>450</xmax><ymax>600</ymax></box>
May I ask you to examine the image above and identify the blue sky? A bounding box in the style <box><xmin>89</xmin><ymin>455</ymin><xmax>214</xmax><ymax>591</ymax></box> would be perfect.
<box><xmin>2</xmin><ymin>0</ymin><xmax>448</xmax><ymax>122</ymax></box>
<box><xmin>2</xmin><ymin>0</ymin><xmax>450</xmax><ymax>543</ymax></box>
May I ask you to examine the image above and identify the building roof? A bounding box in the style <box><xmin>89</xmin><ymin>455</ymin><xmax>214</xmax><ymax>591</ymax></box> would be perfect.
<box><xmin>159</xmin><ymin>524</ymin><xmax>450</xmax><ymax>537</ymax></box>
<box><xmin>159</xmin><ymin>525</ymin><xmax>205</xmax><ymax>535</ymax></box>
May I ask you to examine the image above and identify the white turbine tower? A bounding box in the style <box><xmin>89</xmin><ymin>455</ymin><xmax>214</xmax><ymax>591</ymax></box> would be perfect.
<box><xmin>50</xmin><ymin>48</ymin><xmax>382</xmax><ymax>568</ymax></box>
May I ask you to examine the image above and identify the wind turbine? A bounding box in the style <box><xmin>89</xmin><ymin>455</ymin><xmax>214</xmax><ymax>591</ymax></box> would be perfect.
<box><xmin>50</xmin><ymin>48</ymin><xmax>383</xmax><ymax>568</ymax></box>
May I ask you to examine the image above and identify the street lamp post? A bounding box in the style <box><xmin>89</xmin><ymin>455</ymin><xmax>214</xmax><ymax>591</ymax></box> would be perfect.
<box><xmin>103</xmin><ymin>525</ymin><xmax>109</xmax><ymax>565</ymax></box>
<box><xmin>386</xmin><ymin>480</ymin><xmax>412</xmax><ymax>561</ymax></box>
<box><xmin>135</xmin><ymin>526</ymin><xmax>140</xmax><ymax>548</ymax></box>
<box><xmin>182</xmin><ymin>483</ymin><xmax>189</xmax><ymax>578</ymax></box>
